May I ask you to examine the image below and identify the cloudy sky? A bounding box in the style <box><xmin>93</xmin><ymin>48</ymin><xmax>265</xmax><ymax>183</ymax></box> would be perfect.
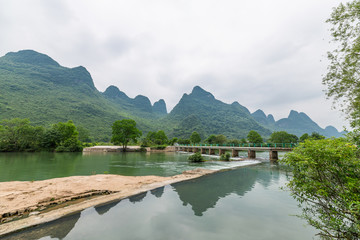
<box><xmin>0</xmin><ymin>0</ymin><xmax>348</xmax><ymax>130</ymax></box>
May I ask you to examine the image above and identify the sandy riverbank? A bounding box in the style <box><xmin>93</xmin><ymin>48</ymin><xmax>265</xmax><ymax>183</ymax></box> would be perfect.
<box><xmin>0</xmin><ymin>168</ymin><xmax>214</xmax><ymax>237</ymax></box>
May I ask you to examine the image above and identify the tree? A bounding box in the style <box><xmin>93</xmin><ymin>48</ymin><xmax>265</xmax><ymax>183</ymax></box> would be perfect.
<box><xmin>111</xmin><ymin>119</ymin><xmax>142</xmax><ymax>151</ymax></box>
<box><xmin>299</xmin><ymin>133</ymin><xmax>309</xmax><ymax>142</ymax></box>
<box><xmin>145</xmin><ymin>130</ymin><xmax>168</xmax><ymax>145</ymax></box>
<box><xmin>205</xmin><ymin>134</ymin><xmax>217</xmax><ymax>144</ymax></box>
<box><xmin>247</xmin><ymin>130</ymin><xmax>263</xmax><ymax>143</ymax></box>
<box><xmin>309</xmin><ymin>132</ymin><xmax>325</xmax><ymax>140</ymax></box>
<box><xmin>215</xmin><ymin>134</ymin><xmax>227</xmax><ymax>145</ymax></box>
<box><xmin>42</xmin><ymin>120</ymin><xmax>83</xmax><ymax>152</ymax></box>
<box><xmin>268</xmin><ymin>131</ymin><xmax>298</xmax><ymax>143</ymax></box>
<box><xmin>0</xmin><ymin>118</ymin><xmax>44</xmax><ymax>151</ymax></box>
<box><xmin>281</xmin><ymin>139</ymin><xmax>360</xmax><ymax>239</ymax></box>
<box><xmin>190</xmin><ymin>131</ymin><xmax>201</xmax><ymax>144</ymax></box>
<box><xmin>323</xmin><ymin>1</ymin><xmax>360</xmax><ymax>128</ymax></box>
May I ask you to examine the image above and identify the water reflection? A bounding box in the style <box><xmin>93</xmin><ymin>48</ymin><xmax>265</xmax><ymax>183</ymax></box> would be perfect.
<box><xmin>2</xmin><ymin>213</ymin><xmax>81</xmax><ymax>240</ymax></box>
<box><xmin>150</xmin><ymin>186</ymin><xmax>165</xmax><ymax>198</ymax></box>
<box><xmin>128</xmin><ymin>192</ymin><xmax>147</xmax><ymax>203</ymax></box>
<box><xmin>94</xmin><ymin>200</ymin><xmax>121</xmax><ymax>216</ymax></box>
<box><xmin>172</xmin><ymin>166</ymin><xmax>280</xmax><ymax>216</ymax></box>
<box><xmin>1</xmin><ymin>164</ymin><xmax>316</xmax><ymax>240</ymax></box>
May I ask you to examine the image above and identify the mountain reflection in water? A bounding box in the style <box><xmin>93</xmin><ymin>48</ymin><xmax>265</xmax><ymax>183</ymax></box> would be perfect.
<box><xmin>171</xmin><ymin>166</ymin><xmax>280</xmax><ymax>216</ymax></box>
<box><xmin>2</xmin><ymin>164</ymin><xmax>315</xmax><ymax>240</ymax></box>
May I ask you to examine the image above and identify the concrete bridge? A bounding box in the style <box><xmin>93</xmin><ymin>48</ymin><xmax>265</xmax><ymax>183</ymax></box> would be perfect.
<box><xmin>175</xmin><ymin>144</ymin><xmax>295</xmax><ymax>161</ymax></box>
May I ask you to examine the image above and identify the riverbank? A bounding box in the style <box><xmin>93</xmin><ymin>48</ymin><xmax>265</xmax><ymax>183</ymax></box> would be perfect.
<box><xmin>0</xmin><ymin>168</ymin><xmax>215</xmax><ymax>237</ymax></box>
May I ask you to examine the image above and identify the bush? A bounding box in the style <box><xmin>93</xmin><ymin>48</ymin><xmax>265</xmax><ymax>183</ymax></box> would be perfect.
<box><xmin>150</xmin><ymin>145</ymin><xmax>167</xmax><ymax>150</ymax></box>
<box><xmin>220</xmin><ymin>152</ymin><xmax>231</xmax><ymax>161</ymax></box>
<box><xmin>188</xmin><ymin>152</ymin><xmax>204</xmax><ymax>162</ymax></box>
<box><xmin>281</xmin><ymin>139</ymin><xmax>360</xmax><ymax>239</ymax></box>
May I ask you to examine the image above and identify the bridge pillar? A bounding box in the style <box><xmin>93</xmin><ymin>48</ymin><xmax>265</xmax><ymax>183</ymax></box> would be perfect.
<box><xmin>269</xmin><ymin>150</ymin><xmax>278</xmax><ymax>161</ymax></box>
<box><xmin>248</xmin><ymin>150</ymin><xmax>256</xmax><ymax>159</ymax></box>
<box><xmin>209</xmin><ymin>149</ymin><xmax>215</xmax><ymax>155</ymax></box>
<box><xmin>201</xmin><ymin>148</ymin><xmax>206</xmax><ymax>154</ymax></box>
<box><xmin>232</xmin><ymin>149</ymin><xmax>239</xmax><ymax>157</ymax></box>
<box><xmin>219</xmin><ymin>149</ymin><xmax>225</xmax><ymax>156</ymax></box>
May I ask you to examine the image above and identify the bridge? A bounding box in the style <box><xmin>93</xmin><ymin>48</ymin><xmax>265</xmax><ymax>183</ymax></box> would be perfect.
<box><xmin>175</xmin><ymin>143</ymin><xmax>296</xmax><ymax>161</ymax></box>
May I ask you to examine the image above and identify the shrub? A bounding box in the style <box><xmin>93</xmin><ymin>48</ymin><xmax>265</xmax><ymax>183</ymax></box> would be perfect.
<box><xmin>188</xmin><ymin>152</ymin><xmax>204</xmax><ymax>162</ymax></box>
<box><xmin>220</xmin><ymin>152</ymin><xmax>231</xmax><ymax>161</ymax></box>
<box><xmin>150</xmin><ymin>145</ymin><xmax>167</xmax><ymax>150</ymax></box>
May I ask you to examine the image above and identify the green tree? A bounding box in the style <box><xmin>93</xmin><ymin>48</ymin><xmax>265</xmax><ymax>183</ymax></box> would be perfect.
<box><xmin>247</xmin><ymin>130</ymin><xmax>263</xmax><ymax>143</ymax></box>
<box><xmin>215</xmin><ymin>134</ymin><xmax>227</xmax><ymax>145</ymax></box>
<box><xmin>299</xmin><ymin>133</ymin><xmax>309</xmax><ymax>142</ymax></box>
<box><xmin>111</xmin><ymin>119</ymin><xmax>142</xmax><ymax>151</ymax></box>
<box><xmin>168</xmin><ymin>137</ymin><xmax>178</xmax><ymax>145</ymax></box>
<box><xmin>0</xmin><ymin>118</ymin><xmax>44</xmax><ymax>151</ymax></box>
<box><xmin>205</xmin><ymin>134</ymin><xmax>217</xmax><ymax>144</ymax></box>
<box><xmin>42</xmin><ymin>120</ymin><xmax>83</xmax><ymax>152</ymax></box>
<box><xmin>309</xmin><ymin>132</ymin><xmax>325</xmax><ymax>140</ymax></box>
<box><xmin>190</xmin><ymin>131</ymin><xmax>201</xmax><ymax>144</ymax></box>
<box><xmin>269</xmin><ymin>131</ymin><xmax>298</xmax><ymax>143</ymax></box>
<box><xmin>323</xmin><ymin>1</ymin><xmax>360</xmax><ymax>128</ymax></box>
<box><xmin>154</xmin><ymin>130</ymin><xmax>168</xmax><ymax>145</ymax></box>
<box><xmin>281</xmin><ymin>139</ymin><xmax>360</xmax><ymax>239</ymax></box>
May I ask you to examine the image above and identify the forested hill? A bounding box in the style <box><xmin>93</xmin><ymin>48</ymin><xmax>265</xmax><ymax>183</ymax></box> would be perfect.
<box><xmin>163</xmin><ymin>86</ymin><xmax>272</xmax><ymax>139</ymax></box>
<box><xmin>0</xmin><ymin>50</ymin><xmax>344</xmax><ymax>140</ymax></box>
<box><xmin>251</xmin><ymin>109</ymin><xmax>345</xmax><ymax>138</ymax></box>
<box><xmin>0</xmin><ymin>50</ymin><xmax>163</xmax><ymax>140</ymax></box>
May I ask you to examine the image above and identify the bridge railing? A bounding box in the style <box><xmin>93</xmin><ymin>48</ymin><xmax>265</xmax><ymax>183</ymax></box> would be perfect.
<box><xmin>177</xmin><ymin>143</ymin><xmax>298</xmax><ymax>148</ymax></box>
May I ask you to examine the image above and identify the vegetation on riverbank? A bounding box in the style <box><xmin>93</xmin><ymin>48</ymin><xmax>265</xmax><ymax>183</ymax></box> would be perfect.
<box><xmin>281</xmin><ymin>1</ymin><xmax>360</xmax><ymax>238</ymax></box>
<box><xmin>0</xmin><ymin>118</ymin><xmax>84</xmax><ymax>152</ymax></box>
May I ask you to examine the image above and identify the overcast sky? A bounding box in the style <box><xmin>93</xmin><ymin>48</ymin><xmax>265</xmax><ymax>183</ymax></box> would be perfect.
<box><xmin>0</xmin><ymin>0</ymin><xmax>348</xmax><ymax>130</ymax></box>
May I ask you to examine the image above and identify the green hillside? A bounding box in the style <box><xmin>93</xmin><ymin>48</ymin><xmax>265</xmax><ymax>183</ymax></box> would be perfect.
<box><xmin>0</xmin><ymin>50</ymin><xmax>157</xmax><ymax>141</ymax></box>
<box><xmin>251</xmin><ymin>109</ymin><xmax>344</xmax><ymax>138</ymax></box>
<box><xmin>164</xmin><ymin>86</ymin><xmax>272</xmax><ymax>139</ymax></box>
<box><xmin>0</xmin><ymin>50</ymin><xmax>344</xmax><ymax>142</ymax></box>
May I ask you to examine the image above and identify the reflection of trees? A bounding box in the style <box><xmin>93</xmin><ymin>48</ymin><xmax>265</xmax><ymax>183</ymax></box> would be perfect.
<box><xmin>171</xmin><ymin>168</ymin><xmax>259</xmax><ymax>216</ymax></box>
<box><xmin>129</xmin><ymin>191</ymin><xmax>147</xmax><ymax>203</ymax></box>
<box><xmin>150</xmin><ymin>186</ymin><xmax>165</xmax><ymax>198</ymax></box>
<box><xmin>94</xmin><ymin>200</ymin><xmax>121</xmax><ymax>215</ymax></box>
<box><xmin>2</xmin><ymin>212</ymin><xmax>81</xmax><ymax>240</ymax></box>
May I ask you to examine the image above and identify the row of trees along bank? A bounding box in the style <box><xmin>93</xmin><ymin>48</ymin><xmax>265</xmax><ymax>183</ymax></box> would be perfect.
<box><xmin>0</xmin><ymin>118</ymin><xmax>84</xmax><ymax>152</ymax></box>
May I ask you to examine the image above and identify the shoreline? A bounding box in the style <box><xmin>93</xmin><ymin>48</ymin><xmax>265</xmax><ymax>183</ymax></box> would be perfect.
<box><xmin>0</xmin><ymin>161</ymin><xmax>260</xmax><ymax>237</ymax></box>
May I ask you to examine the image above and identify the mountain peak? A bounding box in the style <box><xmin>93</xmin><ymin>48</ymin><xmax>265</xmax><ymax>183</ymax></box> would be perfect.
<box><xmin>3</xmin><ymin>50</ymin><xmax>60</xmax><ymax>67</ymax></box>
<box><xmin>103</xmin><ymin>85</ymin><xmax>129</xmax><ymax>99</ymax></box>
<box><xmin>190</xmin><ymin>86</ymin><xmax>215</xmax><ymax>100</ymax></box>
<box><xmin>153</xmin><ymin>99</ymin><xmax>167</xmax><ymax>115</ymax></box>
<box><xmin>252</xmin><ymin>109</ymin><xmax>266</xmax><ymax>118</ymax></box>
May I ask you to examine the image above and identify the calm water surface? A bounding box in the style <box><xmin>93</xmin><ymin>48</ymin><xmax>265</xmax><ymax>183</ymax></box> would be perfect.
<box><xmin>0</xmin><ymin>151</ymin><xmax>271</xmax><ymax>182</ymax></box>
<box><xmin>3</xmin><ymin>164</ymin><xmax>317</xmax><ymax>240</ymax></box>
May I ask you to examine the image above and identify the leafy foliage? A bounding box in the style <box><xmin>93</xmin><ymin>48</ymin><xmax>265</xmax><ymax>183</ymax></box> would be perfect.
<box><xmin>323</xmin><ymin>1</ymin><xmax>360</xmax><ymax>129</ymax></box>
<box><xmin>282</xmin><ymin>139</ymin><xmax>360</xmax><ymax>239</ymax></box>
<box><xmin>190</xmin><ymin>131</ymin><xmax>201</xmax><ymax>144</ymax></box>
<box><xmin>0</xmin><ymin>118</ymin><xmax>83</xmax><ymax>152</ymax></box>
<box><xmin>220</xmin><ymin>152</ymin><xmax>231</xmax><ymax>161</ymax></box>
<box><xmin>188</xmin><ymin>152</ymin><xmax>204</xmax><ymax>162</ymax></box>
<box><xmin>111</xmin><ymin>119</ymin><xmax>142</xmax><ymax>150</ymax></box>
<box><xmin>269</xmin><ymin>131</ymin><xmax>298</xmax><ymax>143</ymax></box>
<box><xmin>0</xmin><ymin>118</ymin><xmax>44</xmax><ymax>151</ymax></box>
<box><xmin>247</xmin><ymin>130</ymin><xmax>263</xmax><ymax>143</ymax></box>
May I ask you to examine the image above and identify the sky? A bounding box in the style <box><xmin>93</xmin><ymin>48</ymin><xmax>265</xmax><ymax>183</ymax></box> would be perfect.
<box><xmin>0</xmin><ymin>0</ymin><xmax>348</xmax><ymax>130</ymax></box>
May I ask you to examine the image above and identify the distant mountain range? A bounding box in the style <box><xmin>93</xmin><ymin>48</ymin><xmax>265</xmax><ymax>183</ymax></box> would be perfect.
<box><xmin>0</xmin><ymin>50</ymin><xmax>345</xmax><ymax>141</ymax></box>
